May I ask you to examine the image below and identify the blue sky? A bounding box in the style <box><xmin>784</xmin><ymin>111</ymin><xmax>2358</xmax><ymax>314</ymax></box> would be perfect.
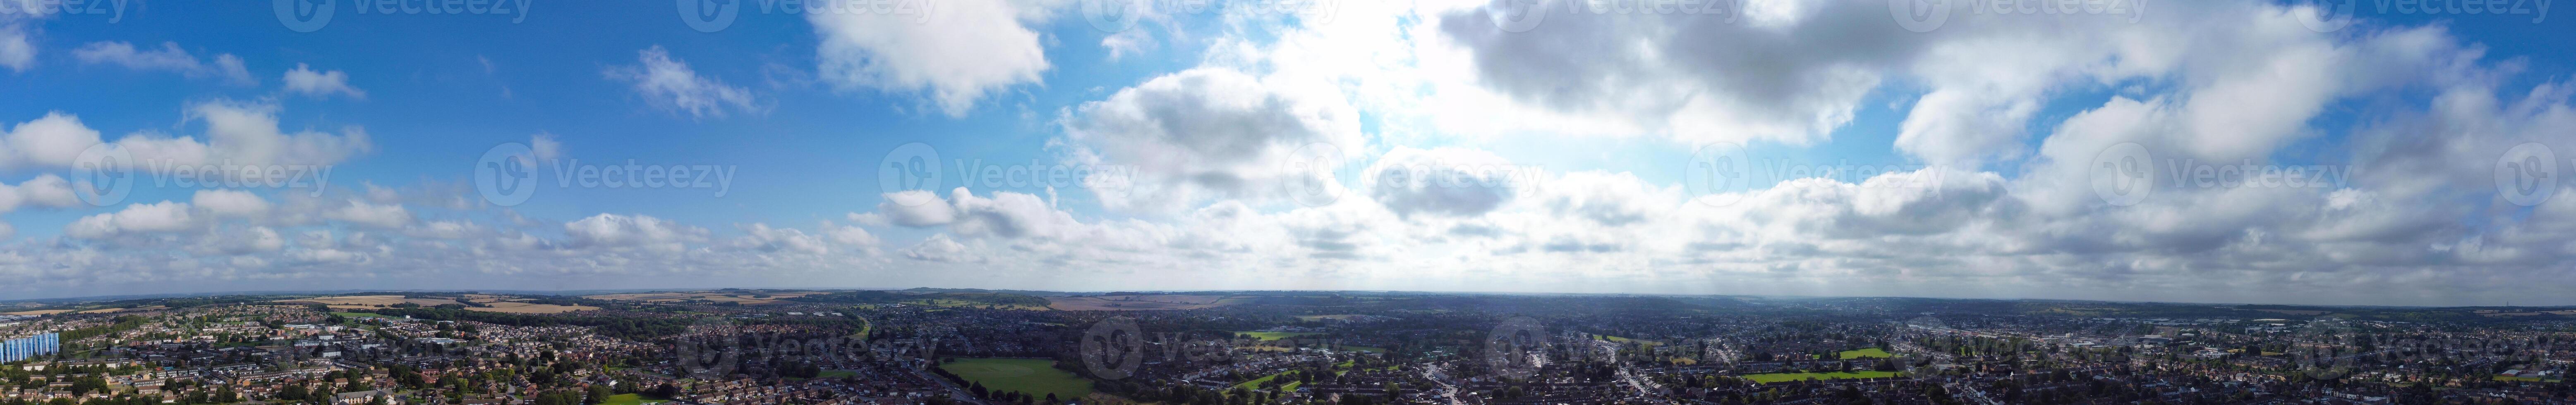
<box><xmin>0</xmin><ymin>0</ymin><xmax>2572</xmax><ymax>305</ymax></box>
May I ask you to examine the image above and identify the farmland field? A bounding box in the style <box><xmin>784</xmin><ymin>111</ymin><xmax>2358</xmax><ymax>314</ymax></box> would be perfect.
<box><xmin>1046</xmin><ymin>295</ymin><xmax>1250</xmax><ymax>311</ymax></box>
<box><xmin>1235</xmin><ymin>331</ymin><xmax>1318</xmax><ymax>341</ymax></box>
<box><xmin>466</xmin><ymin>302</ymin><xmax>599</xmax><ymax>313</ymax></box>
<box><xmin>283</xmin><ymin>295</ymin><xmax>462</xmax><ymax>307</ymax></box>
<box><xmin>1741</xmin><ymin>371</ymin><xmax>1903</xmax><ymax>383</ymax></box>
<box><xmin>937</xmin><ymin>358</ymin><xmax>1093</xmax><ymax>401</ymax></box>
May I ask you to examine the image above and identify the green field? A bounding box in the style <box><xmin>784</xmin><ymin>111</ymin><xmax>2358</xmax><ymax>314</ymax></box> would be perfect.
<box><xmin>1339</xmin><ymin>345</ymin><xmax>1387</xmax><ymax>354</ymax></box>
<box><xmin>1838</xmin><ymin>348</ymin><xmax>1892</xmax><ymax>359</ymax></box>
<box><xmin>1742</xmin><ymin>371</ymin><xmax>1903</xmax><ymax>383</ymax></box>
<box><xmin>2495</xmin><ymin>376</ymin><xmax>2563</xmax><ymax>383</ymax></box>
<box><xmin>1235</xmin><ymin>371</ymin><xmax>1295</xmax><ymax>390</ymax></box>
<box><xmin>598</xmin><ymin>394</ymin><xmax>670</xmax><ymax>405</ymax></box>
<box><xmin>938</xmin><ymin>358</ymin><xmax>1093</xmax><ymax>400</ymax></box>
<box><xmin>332</xmin><ymin>312</ymin><xmax>396</xmax><ymax>319</ymax></box>
<box><xmin>817</xmin><ymin>370</ymin><xmax>859</xmax><ymax>379</ymax></box>
<box><xmin>1236</xmin><ymin>331</ymin><xmax>1319</xmax><ymax>341</ymax></box>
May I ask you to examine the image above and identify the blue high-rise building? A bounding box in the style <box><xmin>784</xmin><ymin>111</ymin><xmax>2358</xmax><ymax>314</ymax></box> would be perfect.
<box><xmin>0</xmin><ymin>333</ymin><xmax>60</xmax><ymax>362</ymax></box>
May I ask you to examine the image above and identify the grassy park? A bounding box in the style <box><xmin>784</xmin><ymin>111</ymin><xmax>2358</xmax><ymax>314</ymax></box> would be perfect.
<box><xmin>1838</xmin><ymin>348</ymin><xmax>1893</xmax><ymax>359</ymax></box>
<box><xmin>1235</xmin><ymin>331</ymin><xmax>1319</xmax><ymax>341</ymax></box>
<box><xmin>938</xmin><ymin>358</ymin><xmax>1094</xmax><ymax>401</ymax></box>
<box><xmin>598</xmin><ymin>394</ymin><xmax>670</xmax><ymax>405</ymax></box>
<box><xmin>1742</xmin><ymin>371</ymin><xmax>1903</xmax><ymax>383</ymax></box>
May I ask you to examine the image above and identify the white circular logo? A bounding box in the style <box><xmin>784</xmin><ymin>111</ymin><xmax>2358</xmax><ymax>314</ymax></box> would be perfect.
<box><xmin>1889</xmin><ymin>0</ymin><xmax>1951</xmax><ymax>33</ymax></box>
<box><xmin>1487</xmin><ymin>0</ymin><xmax>1550</xmax><ymax>33</ymax></box>
<box><xmin>1686</xmin><ymin>142</ymin><xmax>1752</xmax><ymax>207</ymax></box>
<box><xmin>2293</xmin><ymin>0</ymin><xmax>2358</xmax><ymax>33</ymax></box>
<box><xmin>2090</xmin><ymin>142</ymin><xmax>2155</xmax><ymax>207</ymax></box>
<box><xmin>879</xmin><ymin>142</ymin><xmax>944</xmax><ymax>206</ymax></box>
<box><xmin>1080</xmin><ymin>317</ymin><xmax>1146</xmax><ymax>380</ymax></box>
<box><xmin>1483</xmin><ymin>316</ymin><xmax>1548</xmax><ymax>379</ymax></box>
<box><xmin>1284</xmin><ymin>142</ymin><xmax>1356</xmax><ymax>207</ymax></box>
<box><xmin>475</xmin><ymin>143</ymin><xmax>540</xmax><ymax>207</ymax></box>
<box><xmin>73</xmin><ymin>143</ymin><xmax>135</xmax><ymax>207</ymax></box>
<box><xmin>675</xmin><ymin>316</ymin><xmax>742</xmax><ymax>379</ymax></box>
<box><xmin>1081</xmin><ymin>0</ymin><xmax>1149</xmax><ymax>33</ymax></box>
<box><xmin>275</xmin><ymin>0</ymin><xmax>337</xmax><ymax>32</ymax></box>
<box><xmin>678</xmin><ymin>0</ymin><xmax>740</xmax><ymax>33</ymax></box>
<box><xmin>2496</xmin><ymin>142</ymin><xmax>2558</xmax><ymax>207</ymax></box>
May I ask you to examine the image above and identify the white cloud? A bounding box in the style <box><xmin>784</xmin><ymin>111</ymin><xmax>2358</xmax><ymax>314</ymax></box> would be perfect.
<box><xmin>1</xmin><ymin>112</ymin><xmax>101</xmax><ymax>167</ymax></box>
<box><xmin>1059</xmin><ymin>67</ymin><xmax>1364</xmax><ymax>213</ymax></box>
<box><xmin>808</xmin><ymin>0</ymin><xmax>1048</xmax><ymax>117</ymax></box>
<box><xmin>564</xmin><ymin>213</ymin><xmax>706</xmax><ymax>250</ymax></box>
<box><xmin>1366</xmin><ymin>147</ymin><xmax>1524</xmax><ymax>218</ymax></box>
<box><xmin>900</xmin><ymin>233</ymin><xmax>975</xmax><ymax>262</ymax></box>
<box><xmin>323</xmin><ymin>199</ymin><xmax>411</xmax><ymax>229</ymax></box>
<box><xmin>65</xmin><ymin>201</ymin><xmax>196</xmax><ymax>238</ymax></box>
<box><xmin>282</xmin><ymin>63</ymin><xmax>365</xmax><ymax>99</ymax></box>
<box><xmin>530</xmin><ymin>132</ymin><xmax>563</xmax><ymax>160</ymax></box>
<box><xmin>0</xmin><ymin>22</ymin><xmax>32</xmax><ymax>71</ymax></box>
<box><xmin>72</xmin><ymin>41</ymin><xmax>253</xmax><ymax>85</ymax></box>
<box><xmin>603</xmin><ymin>46</ymin><xmax>758</xmax><ymax>119</ymax></box>
<box><xmin>191</xmin><ymin>189</ymin><xmax>270</xmax><ymax>217</ymax></box>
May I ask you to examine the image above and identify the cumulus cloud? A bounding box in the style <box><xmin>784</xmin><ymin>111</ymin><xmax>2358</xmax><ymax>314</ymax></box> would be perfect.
<box><xmin>283</xmin><ymin>63</ymin><xmax>365</xmax><ymax>99</ymax></box>
<box><xmin>564</xmin><ymin>213</ymin><xmax>706</xmax><ymax>250</ymax></box>
<box><xmin>604</xmin><ymin>46</ymin><xmax>758</xmax><ymax>119</ymax></box>
<box><xmin>72</xmin><ymin>41</ymin><xmax>253</xmax><ymax>85</ymax></box>
<box><xmin>66</xmin><ymin>201</ymin><xmax>196</xmax><ymax>238</ymax></box>
<box><xmin>323</xmin><ymin>199</ymin><xmax>411</xmax><ymax>229</ymax></box>
<box><xmin>1366</xmin><ymin>147</ymin><xmax>1526</xmax><ymax>218</ymax></box>
<box><xmin>191</xmin><ymin>189</ymin><xmax>270</xmax><ymax>217</ymax></box>
<box><xmin>2</xmin><ymin>112</ymin><xmax>101</xmax><ymax>167</ymax></box>
<box><xmin>1059</xmin><ymin>67</ymin><xmax>1363</xmax><ymax>213</ymax></box>
<box><xmin>0</xmin><ymin>21</ymin><xmax>32</xmax><ymax>71</ymax></box>
<box><xmin>808</xmin><ymin>0</ymin><xmax>1048</xmax><ymax>116</ymax></box>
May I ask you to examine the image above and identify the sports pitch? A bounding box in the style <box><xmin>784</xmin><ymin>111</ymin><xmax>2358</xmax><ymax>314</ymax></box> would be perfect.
<box><xmin>938</xmin><ymin>358</ymin><xmax>1094</xmax><ymax>401</ymax></box>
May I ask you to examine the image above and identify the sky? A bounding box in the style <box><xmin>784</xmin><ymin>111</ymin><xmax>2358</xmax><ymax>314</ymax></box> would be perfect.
<box><xmin>0</xmin><ymin>0</ymin><xmax>2570</xmax><ymax>305</ymax></box>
